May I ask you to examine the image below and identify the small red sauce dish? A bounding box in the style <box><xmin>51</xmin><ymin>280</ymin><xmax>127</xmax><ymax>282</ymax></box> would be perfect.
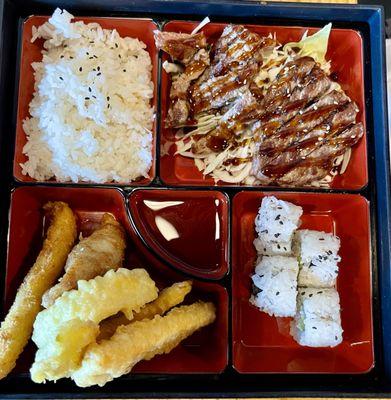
<box><xmin>14</xmin><ymin>16</ymin><xmax>158</xmax><ymax>185</ymax></box>
<box><xmin>6</xmin><ymin>186</ymin><xmax>228</xmax><ymax>375</ymax></box>
<box><xmin>232</xmin><ymin>191</ymin><xmax>373</xmax><ymax>374</ymax></box>
<box><xmin>159</xmin><ymin>21</ymin><xmax>367</xmax><ymax>190</ymax></box>
<box><xmin>128</xmin><ymin>188</ymin><xmax>229</xmax><ymax>280</ymax></box>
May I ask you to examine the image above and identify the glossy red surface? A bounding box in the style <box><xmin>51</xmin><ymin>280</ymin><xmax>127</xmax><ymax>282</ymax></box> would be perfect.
<box><xmin>14</xmin><ymin>16</ymin><xmax>158</xmax><ymax>185</ymax></box>
<box><xmin>129</xmin><ymin>189</ymin><xmax>229</xmax><ymax>279</ymax></box>
<box><xmin>232</xmin><ymin>191</ymin><xmax>373</xmax><ymax>373</ymax></box>
<box><xmin>160</xmin><ymin>21</ymin><xmax>367</xmax><ymax>190</ymax></box>
<box><xmin>6</xmin><ymin>186</ymin><xmax>228</xmax><ymax>375</ymax></box>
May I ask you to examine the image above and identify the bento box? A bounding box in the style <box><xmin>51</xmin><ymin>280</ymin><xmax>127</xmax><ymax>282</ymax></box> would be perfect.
<box><xmin>0</xmin><ymin>0</ymin><xmax>389</xmax><ymax>398</ymax></box>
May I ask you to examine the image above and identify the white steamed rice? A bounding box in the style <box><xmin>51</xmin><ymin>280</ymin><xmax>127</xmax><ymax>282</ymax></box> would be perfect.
<box><xmin>22</xmin><ymin>8</ymin><xmax>154</xmax><ymax>183</ymax></box>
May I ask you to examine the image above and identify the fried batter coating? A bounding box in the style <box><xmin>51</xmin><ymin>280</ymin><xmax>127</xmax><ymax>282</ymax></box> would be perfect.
<box><xmin>0</xmin><ymin>201</ymin><xmax>77</xmax><ymax>380</ymax></box>
<box><xmin>42</xmin><ymin>213</ymin><xmax>126</xmax><ymax>308</ymax></box>
<box><xmin>72</xmin><ymin>302</ymin><xmax>216</xmax><ymax>387</ymax></box>
<box><xmin>98</xmin><ymin>280</ymin><xmax>192</xmax><ymax>341</ymax></box>
<box><xmin>30</xmin><ymin>268</ymin><xmax>158</xmax><ymax>383</ymax></box>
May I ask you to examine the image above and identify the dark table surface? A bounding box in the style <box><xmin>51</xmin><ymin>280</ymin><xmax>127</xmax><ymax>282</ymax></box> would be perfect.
<box><xmin>360</xmin><ymin>0</ymin><xmax>390</xmax><ymax>19</ymax></box>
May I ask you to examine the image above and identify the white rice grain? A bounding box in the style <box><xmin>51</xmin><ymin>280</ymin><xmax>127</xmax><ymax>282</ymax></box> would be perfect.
<box><xmin>22</xmin><ymin>8</ymin><xmax>154</xmax><ymax>183</ymax></box>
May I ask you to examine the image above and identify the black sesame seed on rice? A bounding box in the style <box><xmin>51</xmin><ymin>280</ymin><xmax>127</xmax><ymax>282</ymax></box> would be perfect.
<box><xmin>85</xmin><ymin>97</ymin><xmax>90</xmax><ymax>100</ymax></box>
<box><xmin>279</xmin><ymin>221</ymin><xmax>283</xmax><ymax>225</ymax></box>
<box><xmin>97</xmin><ymin>72</ymin><xmax>101</xmax><ymax>76</ymax></box>
<box><xmin>107</xmin><ymin>96</ymin><xmax>110</xmax><ymax>101</ymax></box>
<box><xmin>275</xmin><ymin>215</ymin><xmax>281</xmax><ymax>220</ymax></box>
<box><xmin>319</xmin><ymin>238</ymin><xmax>325</xmax><ymax>241</ymax></box>
<box><xmin>115</xmin><ymin>43</ymin><xmax>119</xmax><ymax>48</ymax></box>
<box><xmin>88</xmin><ymin>87</ymin><xmax>92</xmax><ymax>92</ymax></box>
<box><xmin>59</xmin><ymin>76</ymin><xmax>63</xmax><ymax>80</ymax></box>
<box><xmin>317</xmin><ymin>291</ymin><xmax>323</xmax><ymax>294</ymax></box>
<box><xmin>274</xmin><ymin>233</ymin><xmax>280</xmax><ymax>238</ymax></box>
<box><xmin>79</xmin><ymin>67</ymin><xmax>83</xmax><ymax>72</ymax></box>
<box><xmin>309</xmin><ymin>294</ymin><xmax>313</xmax><ymax>297</ymax></box>
<box><xmin>312</xmin><ymin>326</ymin><xmax>317</xmax><ymax>330</ymax></box>
<box><xmin>60</xmin><ymin>55</ymin><xmax>64</xmax><ymax>59</ymax></box>
<box><xmin>123</xmin><ymin>69</ymin><xmax>126</xmax><ymax>72</ymax></box>
<box><xmin>301</xmin><ymin>292</ymin><xmax>305</xmax><ymax>295</ymax></box>
<box><xmin>277</xmin><ymin>244</ymin><xmax>281</xmax><ymax>249</ymax></box>
<box><xmin>276</xmin><ymin>291</ymin><xmax>280</xmax><ymax>296</ymax></box>
<box><xmin>335</xmin><ymin>336</ymin><xmax>338</xmax><ymax>340</ymax></box>
<box><xmin>97</xmin><ymin>66</ymin><xmax>100</xmax><ymax>71</ymax></box>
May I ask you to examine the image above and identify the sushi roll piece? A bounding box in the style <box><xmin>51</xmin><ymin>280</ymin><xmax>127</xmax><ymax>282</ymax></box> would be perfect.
<box><xmin>250</xmin><ymin>255</ymin><xmax>299</xmax><ymax>317</ymax></box>
<box><xmin>294</xmin><ymin>230</ymin><xmax>341</xmax><ymax>288</ymax></box>
<box><xmin>254</xmin><ymin>196</ymin><xmax>303</xmax><ymax>256</ymax></box>
<box><xmin>253</xmin><ymin>237</ymin><xmax>291</xmax><ymax>256</ymax></box>
<box><xmin>290</xmin><ymin>288</ymin><xmax>343</xmax><ymax>347</ymax></box>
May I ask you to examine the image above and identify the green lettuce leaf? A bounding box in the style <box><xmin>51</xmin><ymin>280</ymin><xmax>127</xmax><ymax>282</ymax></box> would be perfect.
<box><xmin>283</xmin><ymin>23</ymin><xmax>332</xmax><ymax>66</ymax></box>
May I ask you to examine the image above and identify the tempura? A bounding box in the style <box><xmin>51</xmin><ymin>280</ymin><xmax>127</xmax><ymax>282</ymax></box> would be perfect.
<box><xmin>72</xmin><ymin>302</ymin><xmax>216</xmax><ymax>387</ymax></box>
<box><xmin>30</xmin><ymin>268</ymin><xmax>158</xmax><ymax>383</ymax></box>
<box><xmin>0</xmin><ymin>201</ymin><xmax>77</xmax><ymax>379</ymax></box>
<box><xmin>42</xmin><ymin>213</ymin><xmax>126</xmax><ymax>308</ymax></box>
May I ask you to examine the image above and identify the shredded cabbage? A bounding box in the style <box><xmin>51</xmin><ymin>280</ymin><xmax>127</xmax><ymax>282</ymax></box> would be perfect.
<box><xmin>283</xmin><ymin>23</ymin><xmax>332</xmax><ymax>71</ymax></box>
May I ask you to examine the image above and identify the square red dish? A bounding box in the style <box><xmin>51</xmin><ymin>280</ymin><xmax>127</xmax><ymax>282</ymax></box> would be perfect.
<box><xmin>6</xmin><ymin>186</ymin><xmax>228</xmax><ymax>375</ymax></box>
<box><xmin>14</xmin><ymin>16</ymin><xmax>158</xmax><ymax>185</ymax></box>
<box><xmin>159</xmin><ymin>21</ymin><xmax>367</xmax><ymax>190</ymax></box>
<box><xmin>232</xmin><ymin>191</ymin><xmax>373</xmax><ymax>373</ymax></box>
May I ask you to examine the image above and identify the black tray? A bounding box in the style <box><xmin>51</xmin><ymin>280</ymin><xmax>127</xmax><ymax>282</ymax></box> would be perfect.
<box><xmin>0</xmin><ymin>0</ymin><xmax>390</xmax><ymax>397</ymax></box>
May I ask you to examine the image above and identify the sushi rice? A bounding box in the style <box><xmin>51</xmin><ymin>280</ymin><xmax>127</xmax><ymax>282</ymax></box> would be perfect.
<box><xmin>290</xmin><ymin>288</ymin><xmax>343</xmax><ymax>347</ymax></box>
<box><xmin>294</xmin><ymin>230</ymin><xmax>341</xmax><ymax>288</ymax></box>
<box><xmin>254</xmin><ymin>196</ymin><xmax>303</xmax><ymax>256</ymax></box>
<box><xmin>250</xmin><ymin>196</ymin><xmax>344</xmax><ymax>347</ymax></box>
<box><xmin>251</xmin><ymin>256</ymin><xmax>299</xmax><ymax>318</ymax></box>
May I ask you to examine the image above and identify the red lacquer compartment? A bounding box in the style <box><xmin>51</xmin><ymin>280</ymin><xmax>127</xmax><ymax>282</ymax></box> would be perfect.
<box><xmin>159</xmin><ymin>21</ymin><xmax>367</xmax><ymax>190</ymax></box>
<box><xmin>6</xmin><ymin>186</ymin><xmax>228</xmax><ymax>375</ymax></box>
<box><xmin>14</xmin><ymin>16</ymin><xmax>158</xmax><ymax>185</ymax></box>
<box><xmin>128</xmin><ymin>188</ymin><xmax>229</xmax><ymax>280</ymax></box>
<box><xmin>232</xmin><ymin>191</ymin><xmax>373</xmax><ymax>373</ymax></box>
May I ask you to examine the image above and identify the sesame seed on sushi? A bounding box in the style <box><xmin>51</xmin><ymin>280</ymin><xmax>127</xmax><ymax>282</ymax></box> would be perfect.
<box><xmin>290</xmin><ymin>288</ymin><xmax>343</xmax><ymax>347</ymax></box>
<box><xmin>294</xmin><ymin>230</ymin><xmax>341</xmax><ymax>288</ymax></box>
<box><xmin>254</xmin><ymin>196</ymin><xmax>303</xmax><ymax>256</ymax></box>
<box><xmin>250</xmin><ymin>256</ymin><xmax>299</xmax><ymax>318</ymax></box>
